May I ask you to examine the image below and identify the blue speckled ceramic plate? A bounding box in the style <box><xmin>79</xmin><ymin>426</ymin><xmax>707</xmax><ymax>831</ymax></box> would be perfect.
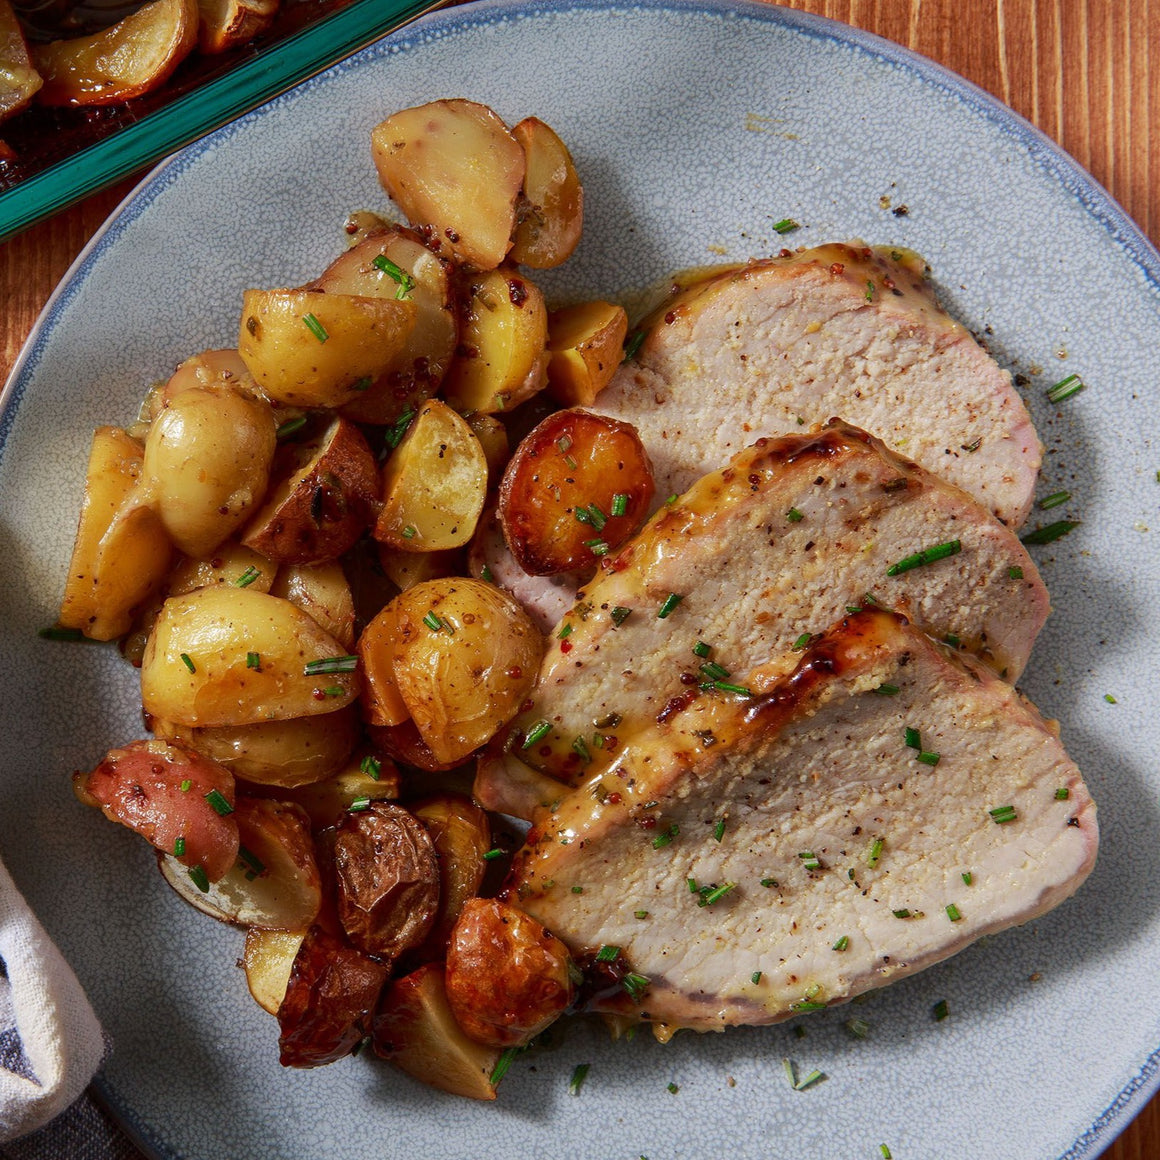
<box><xmin>3</xmin><ymin>2</ymin><xmax>1159</xmax><ymax>1157</ymax></box>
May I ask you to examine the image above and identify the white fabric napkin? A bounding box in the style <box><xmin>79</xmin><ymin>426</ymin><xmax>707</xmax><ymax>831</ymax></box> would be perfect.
<box><xmin>0</xmin><ymin>856</ymin><xmax>105</xmax><ymax>1144</ymax></box>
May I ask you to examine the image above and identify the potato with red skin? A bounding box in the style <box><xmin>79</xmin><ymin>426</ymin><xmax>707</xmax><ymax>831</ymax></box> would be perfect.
<box><xmin>445</xmin><ymin>897</ymin><xmax>574</xmax><ymax>1048</ymax></box>
<box><xmin>331</xmin><ymin>803</ymin><xmax>440</xmax><ymax>958</ymax></box>
<box><xmin>74</xmin><ymin>738</ymin><xmax>238</xmax><ymax>881</ymax></box>
<box><xmin>277</xmin><ymin>925</ymin><xmax>390</xmax><ymax>1068</ymax></box>
<box><xmin>498</xmin><ymin>408</ymin><xmax>654</xmax><ymax>576</ymax></box>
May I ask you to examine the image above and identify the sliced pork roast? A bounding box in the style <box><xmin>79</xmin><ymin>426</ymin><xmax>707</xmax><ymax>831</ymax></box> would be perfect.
<box><xmin>480</xmin><ymin>422</ymin><xmax>1048</xmax><ymax>804</ymax></box>
<box><xmin>595</xmin><ymin>244</ymin><xmax>1041</xmax><ymax>528</ymax></box>
<box><xmin>506</xmin><ymin>609</ymin><xmax>1096</xmax><ymax>1034</ymax></box>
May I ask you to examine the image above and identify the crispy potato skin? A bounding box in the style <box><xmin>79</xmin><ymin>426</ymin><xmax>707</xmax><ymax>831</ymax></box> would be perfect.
<box><xmin>498</xmin><ymin>408</ymin><xmax>655</xmax><ymax>575</ymax></box>
<box><xmin>509</xmin><ymin>117</ymin><xmax>584</xmax><ymax>269</ymax></box>
<box><xmin>277</xmin><ymin>925</ymin><xmax>390</xmax><ymax>1068</ymax></box>
<box><xmin>331</xmin><ymin>802</ymin><xmax>440</xmax><ymax>959</ymax></box>
<box><xmin>444</xmin><ymin>897</ymin><xmax>574</xmax><ymax>1047</ymax></box>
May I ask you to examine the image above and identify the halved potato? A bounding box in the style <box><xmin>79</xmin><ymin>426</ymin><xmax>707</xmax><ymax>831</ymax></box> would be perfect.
<box><xmin>312</xmin><ymin>227</ymin><xmax>459</xmax><ymax>427</ymax></box>
<box><xmin>370</xmin><ymin>100</ymin><xmax>525</xmax><ymax>271</ymax></box>
<box><xmin>241</xmin><ymin>416</ymin><xmax>377</xmax><ymax>565</ymax></box>
<box><xmin>465</xmin><ymin>413</ymin><xmax>510</xmax><ymax>486</ymax></box>
<box><xmin>0</xmin><ymin>0</ymin><xmax>42</xmax><ymax>121</ymax></box>
<box><xmin>197</xmin><ymin>0</ymin><xmax>277</xmax><ymax>52</ymax></box>
<box><xmin>265</xmin><ymin>751</ymin><xmax>402</xmax><ymax>830</ymax></box>
<box><xmin>269</xmin><ymin>561</ymin><xmax>355</xmax><ymax>650</ymax></box>
<box><xmin>498</xmin><ymin>408</ymin><xmax>655</xmax><ymax>575</ymax></box>
<box><xmin>509</xmin><ymin>117</ymin><xmax>583</xmax><ymax>269</ymax></box>
<box><xmin>545</xmin><ymin>300</ymin><xmax>628</xmax><ymax>407</ymax></box>
<box><xmin>59</xmin><ymin>426</ymin><xmax>174</xmax><ymax>641</ymax></box>
<box><xmin>159</xmin><ymin>797</ymin><xmax>321</xmax><ymax>928</ymax></box>
<box><xmin>140</xmin><ymin>586</ymin><xmax>359</xmax><ymax>727</ymax></box>
<box><xmin>374</xmin><ymin>398</ymin><xmax>487</xmax><ymax>551</ymax></box>
<box><xmin>441</xmin><ymin>268</ymin><xmax>549</xmax><ymax>415</ymax></box>
<box><xmin>372</xmin><ymin>963</ymin><xmax>500</xmax><ymax>1100</ymax></box>
<box><xmin>167</xmin><ymin>543</ymin><xmax>274</xmax><ymax>596</ymax></box>
<box><xmin>356</xmin><ymin>600</ymin><xmax>410</xmax><ymax>728</ymax></box>
<box><xmin>238</xmin><ymin>288</ymin><xmax>414</xmax><ymax>408</ymax></box>
<box><xmin>243</xmin><ymin>927</ymin><xmax>305</xmax><ymax>1015</ymax></box>
<box><xmin>33</xmin><ymin>0</ymin><xmax>197</xmax><ymax>106</ymax></box>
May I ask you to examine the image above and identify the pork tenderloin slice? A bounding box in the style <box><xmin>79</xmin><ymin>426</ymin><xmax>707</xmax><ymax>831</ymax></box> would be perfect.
<box><xmin>598</xmin><ymin>243</ymin><xmax>1041</xmax><ymax>528</ymax></box>
<box><xmin>507</xmin><ymin>609</ymin><xmax>1096</xmax><ymax>1033</ymax></box>
<box><xmin>491</xmin><ymin>421</ymin><xmax>1048</xmax><ymax>794</ymax></box>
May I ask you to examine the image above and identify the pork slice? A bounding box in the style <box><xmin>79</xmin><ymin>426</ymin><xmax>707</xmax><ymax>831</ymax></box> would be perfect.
<box><xmin>506</xmin><ymin>609</ymin><xmax>1096</xmax><ymax>1033</ymax></box>
<box><xmin>597</xmin><ymin>243</ymin><xmax>1041</xmax><ymax>528</ymax></box>
<box><xmin>487</xmin><ymin>421</ymin><xmax>1048</xmax><ymax>797</ymax></box>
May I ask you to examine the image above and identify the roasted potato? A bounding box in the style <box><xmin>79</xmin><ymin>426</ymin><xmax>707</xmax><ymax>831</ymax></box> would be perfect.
<box><xmin>545</xmin><ymin>300</ymin><xmax>629</xmax><ymax>407</ymax></box>
<box><xmin>372</xmin><ymin>963</ymin><xmax>500</xmax><ymax>1100</ymax></box>
<box><xmin>375</xmin><ymin>543</ymin><xmax>463</xmax><ymax>594</ymax></box>
<box><xmin>444</xmin><ymin>897</ymin><xmax>574</xmax><ymax>1048</ymax></box>
<box><xmin>312</xmin><ymin>227</ymin><xmax>459</xmax><ymax>427</ymax></box>
<box><xmin>366</xmin><ymin>720</ymin><xmax>464</xmax><ymax>774</ymax></box>
<box><xmin>243</xmin><ymin>927</ymin><xmax>305</xmax><ymax>1015</ymax></box>
<box><xmin>142</xmin><ymin>377</ymin><xmax>277</xmax><ymax>558</ymax></box>
<box><xmin>0</xmin><ymin>0</ymin><xmax>42</xmax><ymax>121</ymax></box>
<box><xmin>509</xmin><ymin>117</ymin><xmax>583</xmax><ymax>269</ymax></box>
<box><xmin>140</xmin><ymin>587</ymin><xmax>359</xmax><ymax>727</ymax></box>
<box><xmin>370</xmin><ymin>100</ymin><xmax>525</xmax><ymax>272</ymax></box>
<box><xmin>441</xmin><ymin>268</ymin><xmax>549</xmax><ymax>415</ymax></box>
<box><xmin>241</xmin><ymin>417</ymin><xmax>377</xmax><ymax>566</ymax></box>
<box><xmin>278</xmin><ymin>925</ymin><xmax>390</xmax><ymax>1068</ymax></box>
<box><xmin>330</xmin><ymin>802</ymin><xmax>440</xmax><ymax>958</ymax></box>
<box><xmin>196</xmin><ymin>0</ymin><xmax>277</xmax><ymax>52</ymax></box>
<box><xmin>33</xmin><ymin>0</ymin><xmax>197</xmax><ymax>106</ymax></box>
<box><xmin>269</xmin><ymin>560</ymin><xmax>355</xmax><ymax>650</ymax></box>
<box><xmin>74</xmin><ymin>738</ymin><xmax>239</xmax><ymax>881</ymax></box>
<box><xmin>159</xmin><ymin>797</ymin><xmax>322</xmax><ymax>929</ymax></box>
<box><xmin>238</xmin><ymin>288</ymin><xmax>414</xmax><ymax>408</ymax></box>
<box><xmin>374</xmin><ymin>398</ymin><xmax>487</xmax><ymax>551</ymax></box>
<box><xmin>387</xmin><ymin>578</ymin><xmax>543</xmax><ymax>765</ymax></box>
<box><xmin>498</xmin><ymin>408</ymin><xmax>655</xmax><ymax>575</ymax></box>
<box><xmin>464</xmin><ymin>413</ymin><xmax>510</xmax><ymax>486</ymax></box>
<box><xmin>263</xmin><ymin>751</ymin><xmax>402</xmax><ymax>830</ymax></box>
<box><xmin>356</xmin><ymin>600</ymin><xmax>410</xmax><ymax>729</ymax></box>
<box><xmin>156</xmin><ymin>706</ymin><xmax>359</xmax><ymax>788</ymax></box>
<box><xmin>167</xmin><ymin>543</ymin><xmax>274</xmax><ymax>596</ymax></box>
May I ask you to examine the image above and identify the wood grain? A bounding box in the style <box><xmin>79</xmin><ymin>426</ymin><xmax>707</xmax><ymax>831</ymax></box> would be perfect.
<box><xmin>1</xmin><ymin>2</ymin><xmax>1157</xmax><ymax>1155</ymax></box>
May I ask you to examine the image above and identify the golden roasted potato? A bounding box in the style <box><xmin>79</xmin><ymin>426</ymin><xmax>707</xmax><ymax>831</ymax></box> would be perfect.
<box><xmin>375</xmin><ymin>543</ymin><xmax>463</xmax><ymax>594</ymax></box>
<box><xmin>263</xmin><ymin>751</ymin><xmax>401</xmax><ymax>830</ymax></box>
<box><xmin>388</xmin><ymin>578</ymin><xmax>543</xmax><ymax>765</ymax></box>
<box><xmin>366</xmin><ymin>720</ymin><xmax>464</xmax><ymax>774</ymax></box>
<box><xmin>370</xmin><ymin>100</ymin><xmax>525</xmax><ymax>271</ymax></box>
<box><xmin>312</xmin><ymin>227</ymin><xmax>459</xmax><ymax>427</ymax></box>
<box><xmin>498</xmin><ymin>408</ymin><xmax>655</xmax><ymax>575</ymax></box>
<box><xmin>441</xmin><ymin>268</ymin><xmax>549</xmax><ymax>415</ymax></box>
<box><xmin>238</xmin><ymin>288</ymin><xmax>414</xmax><ymax>408</ymax></box>
<box><xmin>444</xmin><ymin>897</ymin><xmax>574</xmax><ymax>1048</ymax></box>
<box><xmin>32</xmin><ymin>0</ymin><xmax>197</xmax><ymax>105</ymax></box>
<box><xmin>242</xmin><ymin>417</ymin><xmax>377</xmax><ymax>566</ymax></box>
<box><xmin>372</xmin><ymin>963</ymin><xmax>500</xmax><ymax>1100</ymax></box>
<box><xmin>278</xmin><ymin>925</ymin><xmax>390</xmax><ymax>1068</ymax></box>
<box><xmin>159</xmin><ymin>797</ymin><xmax>322</xmax><ymax>929</ymax></box>
<box><xmin>167</xmin><ymin>543</ymin><xmax>274</xmax><ymax>596</ymax></box>
<box><xmin>156</xmin><ymin>706</ymin><xmax>359</xmax><ymax>788</ymax></box>
<box><xmin>196</xmin><ymin>0</ymin><xmax>276</xmax><ymax>52</ymax></box>
<box><xmin>140</xmin><ymin>586</ymin><xmax>359</xmax><ymax>727</ymax></box>
<box><xmin>330</xmin><ymin>802</ymin><xmax>440</xmax><ymax>958</ymax></box>
<box><xmin>59</xmin><ymin>426</ymin><xmax>173</xmax><ymax>641</ymax></box>
<box><xmin>545</xmin><ymin>300</ymin><xmax>629</xmax><ymax>407</ymax></box>
<box><xmin>142</xmin><ymin>377</ymin><xmax>277</xmax><ymax>558</ymax></box>
<box><xmin>356</xmin><ymin>601</ymin><xmax>410</xmax><ymax>728</ymax></box>
<box><xmin>374</xmin><ymin>398</ymin><xmax>487</xmax><ymax>551</ymax></box>
<box><xmin>0</xmin><ymin>0</ymin><xmax>42</xmax><ymax>121</ymax></box>
<box><xmin>269</xmin><ymin>560</ymin><xmax>355</xmax><ymax>650</ymax></box>
<box><xmin>509</xmin><ymin>117</ymin><xmax>583</xmax><ymax>269</ymax></box>
<box><xmin>464</xmin><ymin>413</ymin><xmax>510</xmax><ymax>486</ymax></box>
<box><xmin>410</xmin><ymin>794</ymin><xmax>491</xmax><ymax>960</ymax></box>
<box><xmin>243</xmin><ymin>927</ymin><xmax>304</xmax><ymax>1015</ymax></box>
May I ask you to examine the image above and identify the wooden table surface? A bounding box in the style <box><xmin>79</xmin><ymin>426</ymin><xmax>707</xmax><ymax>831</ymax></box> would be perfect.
<box><xmin>1</xmin><ymin>1</ymin><xmax>1156</xmax><ymax>1156</ymax></box>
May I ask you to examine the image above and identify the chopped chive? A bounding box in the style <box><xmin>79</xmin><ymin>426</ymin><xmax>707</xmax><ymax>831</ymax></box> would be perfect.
<box><xmin>179</xmin><ymin>779</ymin><xmax>192</xmax><ymax>793</ymax></box>
<box><xmin>584</xmin><ymin>539</ymin><xmax>610</xmax><ymax>556</ymax></box>
<box><xmin>384</xmin><ymin>409</ymin><xmax>416</xmax><ymax>449</ymax></box>
<box><xmin>713</xmin><ymin>818</ymin><xmax>726</xmax><ymax>842</ymax></box>
<box><xmin>173</xmin><ymin>837</ymin><xmax>186</xmax><ymax>858</ymax></box>
<box><xmin>665</xmin><ymin>493</ymin><xmax>678</xmax><ymax>505</ymax></box>
<box><xmin>786</xmin><ymin>507</ymin><xmax>804</xmax><ymax>522</ymax></box>
<box><xmin>692</xmin><ymin>640</ymin><xmax>711</xmax><ymax>658</ymax></box>
<box><xmin>1021</xmin><ymin>519</ymin><xmax>1081</xmax><ymax>545</ymax></box>
<box><xmin>572</xmin><ymin>736</ymin><xmax>592</xmax><ymax>763</ymax></box>
<box><xmin>611</xmin><ymin>493</ymin><xmax>629</xmax><ymax>517</ymax></box>
<box><xmin>352</xmin><ymin>376</ymin><xmax>372</xmax><ymax>391</ymax></box>
<box><xmin>904</xmin><ymin>726</ymin><xmax>921</xmax><ymax>750</ymax></box>
<box><xmin>880</xmin><ymin>1146</ymin><xmax>894</xmax><ymax>1160</ymax></box>
<box><xmin>187</xmin><ymin>865</ymin><xmax>210</xmax><ymax>893</ymax></box>
<box><xmin>760</xmin><ymin>877</ymin><xmax>778</xmax><ymax>888</ymax></box>
<box><xmin>371</xmin><ymin>254</ymin><xmax>415</xmax><ymax>298</ymax></box>
<box><xmin>773</xmin><ymin>217</ymin><xmax>799</xmax><ymax>234</ymax></box>
<box><xmin>303</xmin><ymin>655</ymin><xmax>357</xmax><ymax>675</ymax></box>
<box><xmin>794</xmin><ymin>1069</ymin><xmax>825</xmax><ymax>1090</ymax></box>
<box><xmin>917</xmin><ymin>751</ymin><xmax>941</xmax><ymax>767</ymax></box>
<box><xmin>634</xmin><ymin>910</ymin><xmax>649</xmax><ymax>920</ymax></box>
<box><xmin>322</xmin><ymin>685</ymin><xmax>344</xmax><ymax>697</ymax></box>
<box><xmin>349</xmin><ymin>795</ymin><xmax>371</xmax><ymax>812</ymax></box>
<box><xmin>276</xmin><ymin>415</ymin><xmax>306</xmax><ymax>440</ymax></box>
<box><xmin>490</xmin><ymin>1047</ymin><xmax>520</xmax><ymax>1085</ymax></box>
<box><xmin>798</xmin><ymin>851</ymin><xmax>821</xmax><ymax>871</ymax></box>
<box><xmin>480</xmin><ymin>564</ymin><xmax>494</xmax><ymax>583</ymax></box>
<box><xmin>558</xmin><ymin>623</ymin><xmax>573</xmax><ymax>640</ymax></box>
<box><xmin>234</xmin><ymin>565</ymin><xmax>261</xmax><ymax>588</ymax></box>
<box><xmin>944</xmin><ymin>633</ymin><xmax>960</xmax><ymax>647</ymax></box>
<box><xmin>246</xmin><ymin>651</ymin><xmax>261</xmax><ymax>670</ymax></box>
<box><xmin>1104</xmin><ymin>693</ymin><xmax>1117</xmax><ymax>704</ymax></box>
<box><xmin>422</xmin><ymin>611</ymin><xmax>443</xmax><ymax>632</ymax></box>
<box><xmin>932</xmin><ymin>998</ymin><xmax>950</xmax><ymax>1022</ymax></box>
<box><xmin>651</xmin><ymin>822</ymin><xmax>679</xmax><ymax>848</ymax></box>
<box><xmin>783</xmin><ymin>1058</ymin><xmax>798</xmax><ymax>1087</ymax></box>
<box><xmin>623</xmin><ymin>972</ymin><xmax>650</xmax><ymax>1002</ymax></box>
<box><xmin>946</xmin><ymin>903</ymin><xmax>962</xmax><ymax>922</ymax></box>
<box><xmin>708</xmin><ymin>680</ymin><xmax>753</xmax><ymax>697</ymax></box>
<box><xmin>556</xmin><ymin>435</ymin><xmax>573</xmax><ymax>454</ymax></box>
<box><xmin>238</xmin><ymin>845</ymin><xmax>265</xmax><ymax>876</ymax></box>
<box><xmin>574</xmin><ymin>503</ymin><xmax>608</xmax><ymax>532</ymax></box>
<box><xmin>657</xmin><ymin>593</ymin><xmax>684</xmax><ymax>619</ymax></box>
<box><xmin>893</xmin><ymin>908</ymin><xmax>912</xmax><ymax>919</ymax></box>
<box><xmin>610</xmin><ymin>605</ymin><xmax>632</xmax><ymax>626</ymax></box>
<box><xmin>886</xmin><ymin>538</ymin><xmax>962</xmax><ymax>576</ymax></box>
<box><xmin>204</xmin><ymin>789</ymin><xmax>233</xmax><ymax>816</ymax></box>
<box><xmin>832</xmin><ymin>935</ymin><xmax>849</xmax><ymax>951</ymax></box>
<box><xmin>687</xmin><ymin>876</ymin><xmax>699</xmax><ymax>893</ymax></box>
<box><xmin>962</xmin><ymin>871</ymin><xmax>973</xmax><ymax>885</ymax></box>
<box><xmin>1046</xmin><ymin>373</ymin><xmax>1085</xmax><ymax>403</ymax></box>
<box><xmin>1038</xmin><ymin>490</ymin><xmax>1071</xmax><ymax>510</ymax></box>
<box><xmin>791</xmin><ymin>633</ymin><xmax>812</xmax><ymax>650</ymax></box>
<box><xmin>482</xmin><ymin>848</ymin><xmax>505</xmax><ymax>861</ymax></box>
<box><xmin>865</xmin><ymin>279</ymin><xmax>876</xmax><ymax>301</ymax></box>
<box><xmin>989</xmin><ymin>804</ymin><xmax>1018</xmax><ymax>824</ymax></box>
<box><xmin>571</xmin><ymin>885</ymin><xmax>584</xmax><ymax>894</ymax></box>
<box><xmin>623</xmin><ymin>329</ymin><xmax>645</xmax><ymax>361</ymax></box>
<box><xmin>180</xmin><ymin>652</ymin><xmax>196</xmax><ymax>674</ymax></box>
<box><xmin>874</xmin><ymin>683</ymin><xmax>900</xmax><ymax>696</ymax></box>
<box><xmin>302</xmin><ymin>313</ymin><xmax>328</xmax><ymax>342</ymax></box>
<box><xmin>595</xmin><ymin>944</ymin><xmax>619</xmax><ymax>963</ymax></box>
<box><xmin>698</xmin><ymin>882</ymin><xmax>736</xmax><ymax>907</ymax></box>
<box><xmin>37</xmin><ymin>626</ymin><xmax>87</xmax><ymax>641</ymax></box>
<box><xmin>961</xmin><ymin>437</ymin><xmax>982</xmax><ymax>453</ymax></box>
<box><xmin>568</xmin><ymin>1063</ymin><xmax>590</xmax><ymax>1096</ymax></box>
<box><xmin>847</xmin><ymin>1018</ymin><xmax>871</xmax><ymax>1039</ymax></box>
<box><xmin>845</xmin><ymin>604</ymin><xmax>863</xmax><ymax>614</ymax></box>
<box><xmin>361</xmin><ymin>755</ymin><xmax>382</xmax><ymax>780</ymax></box>
<box><xmin>666</xmin><ymin>1081</ymin><xmax>679</xmax><ymax>1095</ymax></box>
<box><xmin>790</xmin><ymin>1000</ymin><xmax>827</xmax><ymax>1013</ymax></box>
<box><xmin>700</xmin><ymin>661</ymin><xmax>731</xmax><ymax>681</ymax></box>
<box><xmin>522</xmin><ymin>721</ymin><xmax>552</xmax><ymax>749</ymax></box>
<box><xmin>866</xmin><ymin>836</ymin><xmax>884</xmax><ymax>868</ymax></box>
<box><xmin>401</xmin><ymin>525</ymin><xmax>417</xmax><ymax>539</ymax></box>
<box><xmin>1055</xmin><ymin>786</ymin><xmax>1070</xmax><ymax>800</ymax></box>
<box><xmin>1008</xmin><ymin>565</ymin><xmax>1024</xmax><ymax>579</ymax></box>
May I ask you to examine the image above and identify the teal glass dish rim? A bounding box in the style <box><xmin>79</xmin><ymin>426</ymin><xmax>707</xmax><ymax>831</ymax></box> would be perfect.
<box><xmin>0</xmin><ymin>0</ymin><xmax>445</xmax><ymax>244</ymax></box>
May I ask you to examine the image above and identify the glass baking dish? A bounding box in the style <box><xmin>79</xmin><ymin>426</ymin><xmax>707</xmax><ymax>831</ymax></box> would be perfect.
<box><xmin>0</xmin><ymin>0</ymin><xmax>443</xmax><ymax>242</ymax></box>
